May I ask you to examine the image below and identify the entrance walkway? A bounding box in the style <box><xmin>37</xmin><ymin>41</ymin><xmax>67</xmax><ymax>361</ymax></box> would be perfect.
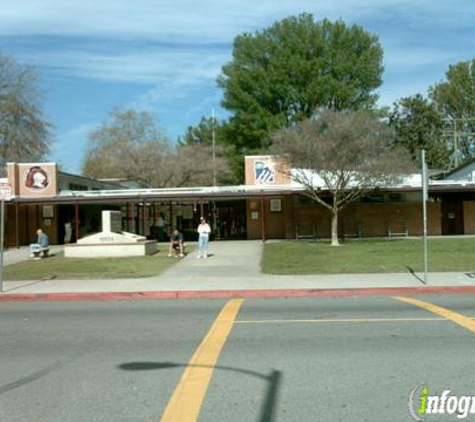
<box><xmin>169</xmin><ymin>240</ymin><xmax>263</xmax><ymax>277</ymax></box>
<box><xmin>159</xmin><ymin>240</ymin><xmax>263</xmax><ymax>289</ymax></box>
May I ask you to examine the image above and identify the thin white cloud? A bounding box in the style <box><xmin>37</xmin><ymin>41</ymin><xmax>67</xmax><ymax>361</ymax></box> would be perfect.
<box><xmin>18</xmin><ymin>48</ymin><xmax>228</xmax><ymax>84</ymax></box>
<box><xmin>2</xmin><ymin>1</ymin><xmax>473</xmax><ymax>40</ymax></box>
<box><xmin>50</xmin><ymin>122</ymin><xmax>99</xmax><ymax>172</ymax></box>
<box><xmin>4</xmin><ymin>0</ymin><xmax>475</xmax><ymax>173</ymax></box>
<box><xmin>3</xmin><ymin>0</ymin><xmax>474</xmax><ymax>87</ymax></box>
<box><xmin>383</xmin><ymin>46</ymin><xmax>456</xmax><ymax>70</ymax></box>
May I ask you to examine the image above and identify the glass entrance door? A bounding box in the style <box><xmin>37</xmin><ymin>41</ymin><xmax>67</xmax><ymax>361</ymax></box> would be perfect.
<box><xmin>213</xmin><ymin>200</ymin><xmax>247</xmax><ymax>239</ymax></box>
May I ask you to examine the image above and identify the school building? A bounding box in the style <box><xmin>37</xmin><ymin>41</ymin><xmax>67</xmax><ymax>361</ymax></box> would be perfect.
<box><xmin>2</xmin><ymin>156</ymin><xmax>475</xmax><ymax>247</ymax></box>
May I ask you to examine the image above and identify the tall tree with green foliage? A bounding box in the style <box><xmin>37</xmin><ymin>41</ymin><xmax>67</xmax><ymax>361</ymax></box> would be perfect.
<box><xmin>429</xmin><ymin>59</ymin><xmax>475</xmax><ymax>165</ymax></box>
<box><xmin>218</xmin><ymin>13</ymin><xmax>384</xmax><ymax>154</ymax></box>
<box><xmin>179</xmin><ymin>116</ymin><xmax>223</xmax><ymax>146</ymax></box>
<box><xmin>179</xmin><ymin>116</ymin><xmax>240</xmax><ymax>184</ymax></box>
<box><xmin>0</xmin><ymin>55</ymin><xmax>52</xmax><ymax>173</ymax></box>
<box><xmin>389</xmin><ymin>94</ymin><xmax>449</xmax><ymax>169</ymax></box>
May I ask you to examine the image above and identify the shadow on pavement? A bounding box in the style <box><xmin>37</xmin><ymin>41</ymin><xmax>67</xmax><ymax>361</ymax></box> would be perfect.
<box><xmin>406</xmin><ymin>266</ymin><xmax>426</xmax><ymax>285</ymax></box>
<box><xmin>118</xmin><ymin>361</ymin><xmax>281</xmax><ymax>422</ymax></box>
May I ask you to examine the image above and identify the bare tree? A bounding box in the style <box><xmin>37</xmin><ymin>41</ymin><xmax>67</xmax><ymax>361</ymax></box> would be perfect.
<box><xmin>165</xmin><ymin>143</ymin><xmax>233</xmax><ymax>187</ymax></box>
<box><xmin>272</xmin><ymin>110</ymin><xmax>413</xmax><ymax>246</ymax></box>
<box><xmin>0</xmin><ymin>55</ymin><xmax>51</xmax><ymax>173</ymax></box>
<box><xmin>82</xmin><ymin>108</ymin><xmax>232</xmax><ymax>187</ymax></box>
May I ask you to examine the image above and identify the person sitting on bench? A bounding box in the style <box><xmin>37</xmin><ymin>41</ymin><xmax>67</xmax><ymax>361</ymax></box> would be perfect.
<box><xmin>168</xmin><ymin>228</ymin><xmax>184</xmax><ymax>258</ymax></box>
<box><xmin>30</xmin><ymin>228</ymin><xmax>50</xmax><ymax>258</ymax></box>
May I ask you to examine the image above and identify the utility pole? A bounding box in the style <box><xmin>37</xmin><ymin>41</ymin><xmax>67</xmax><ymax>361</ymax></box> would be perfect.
<box><xmin>0</xmin><ymin>182</ymin><xmax>12</xmax><ymax>293</ymax></box>
<box><xmin>212</xmin><ymin>108</ymin><xmax>216</xmax><ymax>187</ymax></box>
<box><xmin>443</xmin><ymin>117</ymin><xmax>475</xmax><ymax>170</ymax></box>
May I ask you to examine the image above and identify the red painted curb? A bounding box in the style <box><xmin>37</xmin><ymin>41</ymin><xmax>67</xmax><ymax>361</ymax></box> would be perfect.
<box><xmin>1</xmin><ymin>286</ymin><xmax>475</xmax><ymax>302</ymax></box>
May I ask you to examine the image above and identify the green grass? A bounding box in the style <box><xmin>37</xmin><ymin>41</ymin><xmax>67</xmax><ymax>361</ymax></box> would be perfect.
<box><xmin>4</xmin><ymin>247</ymin><xmax>189</xmax><ymax>281</ymax></box>
<box><xmin>262</xmin><ymin>238</ymin><xmax>475</xmax><ymax>275</ymax></box>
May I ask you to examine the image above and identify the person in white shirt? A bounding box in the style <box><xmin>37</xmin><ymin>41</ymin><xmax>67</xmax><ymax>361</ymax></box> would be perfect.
<box><xmin>197</xmin><ymin>217</ymin><xmax>211</xmax><ymax>259</ymax></box>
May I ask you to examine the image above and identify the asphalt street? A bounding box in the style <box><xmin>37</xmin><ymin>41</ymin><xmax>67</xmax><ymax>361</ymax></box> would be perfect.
<box><xmin>1</xmin><ymin>294</ymin><xmax>475</xmax><ymax>422</ymax></box>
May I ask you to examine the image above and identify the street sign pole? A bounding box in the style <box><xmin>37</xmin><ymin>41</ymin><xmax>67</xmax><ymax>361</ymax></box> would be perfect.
<box><xmin>421</xmin><ymin>149</ymin><xmax>429</xmax><ymax>285</ymax></box>
<box><xmin>0</xmin><ymin>182</ymin><xmax>12</xmax><ymax>294</ymax></box>
<box><xmin>0</xmin><ymin>196</ymin><xmax>4</xmax><ymax>293</ymax></box>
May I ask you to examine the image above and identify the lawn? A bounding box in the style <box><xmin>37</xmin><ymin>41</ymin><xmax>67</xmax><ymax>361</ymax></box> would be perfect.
<box><xmin>3</xmin><ymin>247</ymin><xmax>188</xmax><ymax>280</ymax></box>
<box><xmin>261</xmin><ymin>238</ymin><xmax>475</xmax><ymax>274</ymax></box>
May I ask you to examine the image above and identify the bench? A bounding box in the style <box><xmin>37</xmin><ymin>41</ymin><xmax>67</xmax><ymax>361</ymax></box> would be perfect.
<box><xmin>343</xmin><ymin>222</ymin><xmax>362</xmax><ymax>239</ymax></box>
<box><xmin>295</xmin><ymin>222</ymin><xmax>317</xmax><ymax>239</ymax></box>
<box><xmin>388</xmin><ymin>220</ymin><xmax>408</xmax><ymax>237</ymax></box>
<box><xmin>31</xmin><ymin>247</ymin><xmax>50</xmax><ymax>259</ymax></box>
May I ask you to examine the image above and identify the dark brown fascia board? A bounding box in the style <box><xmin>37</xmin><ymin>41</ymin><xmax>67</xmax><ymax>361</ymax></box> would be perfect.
<box><xmin>9</xmin><ymin>189</ymin><xmax>300</xmax><ymax>205</ymax></box>
<box><xmin>9</xmin><ymin>183</ymin><xmax>475</xmax><ymax>206</ymax></box>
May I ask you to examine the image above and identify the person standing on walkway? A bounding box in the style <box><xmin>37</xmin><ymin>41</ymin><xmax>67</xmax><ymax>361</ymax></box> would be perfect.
<box><xmin>197</xmin><ymin>217</ymin><xmax>211</xmax><ymax>259</ymax></box>
<box><xmin>156</xmin><ymin>212</ymin><xmax>166</xmax><ymax>241</ymax></box>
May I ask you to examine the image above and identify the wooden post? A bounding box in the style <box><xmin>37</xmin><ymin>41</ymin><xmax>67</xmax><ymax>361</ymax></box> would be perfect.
<box><xmin>261</xmin><ymin>194</ymin><xmax>266</xmax><ymax>243</ymax></box>
<box><xmin>169</xmin><ymin>201</ymin><xmax>173</xmax><ymax>231</ymax></box>
<box><xmin>131</xmin><ymin>203</ymin><xmax>136</xmax><ymax>233</ymax></box>
<box><xmin>15</xmin><ymin>202</ymin><xmax>19</xmax><ymax>248</ymax></box>
<box><xmin>141</xmin><ymin>201</ymin><xmax>146</xmax><ymax>236</ymax></box>
<box><xmin>75</xmin><ymin>202</ymin><xmax>79</xmax><ymax>241</ymax></box>
<box><xmin>36</xmin><ymin>205</ymin><xmax>40</xmax><ymax>229</ymax></box>
<box><xmin>25</xmin><ymin>205</ymin><xmax>30</xmax><ymax>244</ymax></box>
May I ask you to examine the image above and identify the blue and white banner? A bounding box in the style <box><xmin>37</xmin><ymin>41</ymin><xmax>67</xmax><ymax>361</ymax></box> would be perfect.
<box><xmin>254</xmin><ymin>159</ymin><xmax>275</xmax><ymax>184</ymax></box>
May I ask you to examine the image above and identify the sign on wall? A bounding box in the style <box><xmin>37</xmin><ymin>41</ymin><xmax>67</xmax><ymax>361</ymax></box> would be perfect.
<box><xmin>0</xmin><ymin>183</ymin><xmax>11</xmax><ymax>201</ymax></box>
<box><xmin>24</xmin><ymin>166</ymin><xmax>51</xmax><ymax>190</ymax></box>
<box><xmin>254</xmin><ymin>158</ymin><xmax>275</xmax><ymax>184</ymax></box>
<box><xmin>269</xmin><ymin>198</ymin><xmax>282</xmax><ymax>212</ymax></box>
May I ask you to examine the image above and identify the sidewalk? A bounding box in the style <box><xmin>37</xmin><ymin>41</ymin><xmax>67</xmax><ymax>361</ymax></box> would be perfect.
<box><xmin>1</xmin><ymin>241</ymin><xmax>475</xmax><ymax>299</ymax></box>
<box><xmin>2</xmin><ymin>246</ymin><xmax>64</xmax><ymax>267</ymax></box>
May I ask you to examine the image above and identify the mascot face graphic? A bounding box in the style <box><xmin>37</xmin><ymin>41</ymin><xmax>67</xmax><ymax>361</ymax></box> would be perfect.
<box><xmin>25</xmin><ymin>166</ymin><xmax>49</xmax><ymax>190</ymax></box>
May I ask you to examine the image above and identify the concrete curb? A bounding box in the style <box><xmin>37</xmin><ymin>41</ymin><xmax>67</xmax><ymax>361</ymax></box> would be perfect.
<box><xmin>1</xmin><ymin>285</ymin><xmax>475</xmax><ymax>302</ymax></box>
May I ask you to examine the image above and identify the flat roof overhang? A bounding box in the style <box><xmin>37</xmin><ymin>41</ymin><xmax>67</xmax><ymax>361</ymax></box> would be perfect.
<box><xmin>5</xmin><ymin>183</ymin><xmax>475</xmax><ymax>205</ymax></box>
<box><xmin>8</xmin><ymin>188</ymin><xmax>302</xmax><ymax>205</ymax></box>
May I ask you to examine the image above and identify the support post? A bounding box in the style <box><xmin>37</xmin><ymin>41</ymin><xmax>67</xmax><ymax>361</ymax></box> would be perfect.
<box><xmin>0</xmin><ymin>198</ymin><xmax>4</xmax><ymax>293</ymax></box>
<box><xmin>141</xmin><ymin>201</ymin><xmax>146</xmax><ymax>236</ymax></box>
<box><xmin>15</xmin><ymin>202</ymin><xmax>19</xmax><ymax>248</ymax></box>
<box><xmin>75</xmin><ymin>202</ymin><xmax>79</xmax><ymax>242</ymax></box>
<box><xmin>261</xmin><ymin>194</ymin><xmax>266</xmax><ymax>243</ymax></box>
<box><xmin>125</xmin><ymin>203</ymin><xmax>129</xmax><ymax>232</ymax></box>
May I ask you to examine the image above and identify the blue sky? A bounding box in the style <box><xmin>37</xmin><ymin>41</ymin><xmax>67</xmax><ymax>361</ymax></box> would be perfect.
<box><xmin>1</xmin><ymin>1</ymin><xmax>474</xmax><ymax>173</ymax></box>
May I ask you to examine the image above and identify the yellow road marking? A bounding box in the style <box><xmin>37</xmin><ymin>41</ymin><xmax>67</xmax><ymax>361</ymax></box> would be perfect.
<box><xmin>160</xmin><ymin>299</ymin><xmax>244</xmax><ymax>422</ymax></box>
<box><xmin>235</xmin><ymin>317</ymin><xmax>447</xmax><ymax>324</ymax></box>
<box><xmin>393</xmin><ymin>296</ymin><xmax>475</xmax><ymax>335</ymax></box>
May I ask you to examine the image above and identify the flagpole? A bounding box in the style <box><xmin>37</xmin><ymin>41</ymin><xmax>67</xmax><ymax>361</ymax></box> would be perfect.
<box><xmin>212</xmin><ymin>108</ymin><xmax>216</xmax><ymax>187</ymax></box>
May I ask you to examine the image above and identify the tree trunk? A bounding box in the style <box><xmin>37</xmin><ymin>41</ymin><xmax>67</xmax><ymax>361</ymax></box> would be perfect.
<box><xmin>331</xmin><ymin>209</ymin><xmax>339</xmax><ymax>246</ymax></box>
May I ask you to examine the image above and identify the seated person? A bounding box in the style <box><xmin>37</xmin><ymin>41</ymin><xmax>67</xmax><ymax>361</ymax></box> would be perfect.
<box><xmin>30</xmin><ymin>228</ymin><xmax>49</xmax><ymax>253</ymax></box>
<box><xmin>168</xmin><ymin>229</ymin><xmax>185</xmax><ymax>258</ymax></box>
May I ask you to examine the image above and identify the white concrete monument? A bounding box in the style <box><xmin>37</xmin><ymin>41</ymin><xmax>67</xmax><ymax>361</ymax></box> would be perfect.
<box><xmin>64</xmin><ymin>210</ymin><xmax>157</xmax><ymax>258</ymax></box>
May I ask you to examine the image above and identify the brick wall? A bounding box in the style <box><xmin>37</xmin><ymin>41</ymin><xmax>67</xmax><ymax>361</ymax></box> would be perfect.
<box><xmin>247</xmin><ymin>197</ymin><xmax>442</xmax><ymax>239</ymax></box>
<box><xmin>463</xmin><ymin>201</ymin><xmax>475</xmax><ymax>234</ymax></box>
